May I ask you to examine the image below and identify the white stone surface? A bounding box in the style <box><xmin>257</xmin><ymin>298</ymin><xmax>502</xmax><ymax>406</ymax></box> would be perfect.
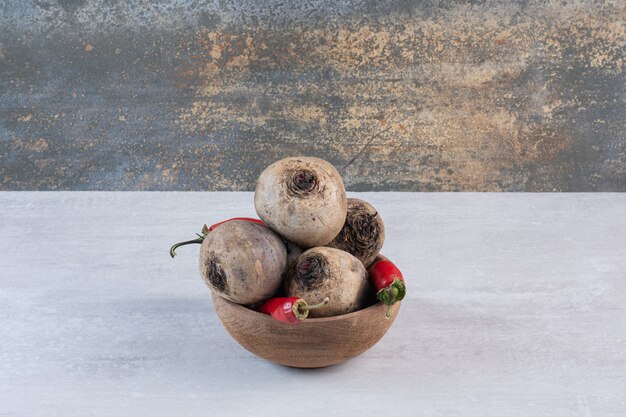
<box><xmin>1</xmin><ymin>192</ymin><xmax>625</xmax><ymax>416</ymax></box>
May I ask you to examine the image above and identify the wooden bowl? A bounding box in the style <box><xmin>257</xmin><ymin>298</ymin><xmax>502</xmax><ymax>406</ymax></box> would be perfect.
<box><xmin>212</xmin><ymin>292</ymin><xmax>401</xmax><ymax>368</ymax></box>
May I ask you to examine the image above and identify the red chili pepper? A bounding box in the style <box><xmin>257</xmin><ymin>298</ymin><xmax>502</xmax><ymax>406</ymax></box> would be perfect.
<box><xmin>368</xmin><ymin>258</ymin><xmax>406</xmax><ymax>318</ymax></box>
<box><xmin>170</xmin><ymin>218</ymin><xmax>266</xmax><ymax>258</ymax></box>
<box><xmin>258</xmin><ymin>297</ymin><xmax>330</xmax><ymax>324</ymax></box>
<box><xmin>208</xmin><ymin>217</ymin><xmax>266</xmax><ymax>231</ymax></box>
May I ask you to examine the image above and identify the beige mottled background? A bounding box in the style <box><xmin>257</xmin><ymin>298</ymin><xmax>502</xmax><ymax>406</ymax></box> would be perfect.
<box><xmin>1</xmin><ymin>0</ymin><xmax>624</xmax><ymax>190</ymax></box>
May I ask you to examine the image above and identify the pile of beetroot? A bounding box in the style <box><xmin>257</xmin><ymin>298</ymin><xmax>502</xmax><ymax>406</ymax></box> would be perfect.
<box><xmin>170</xmin><ymin>157</ymin><xmax>405</xmax><ymax>323</ymax></box>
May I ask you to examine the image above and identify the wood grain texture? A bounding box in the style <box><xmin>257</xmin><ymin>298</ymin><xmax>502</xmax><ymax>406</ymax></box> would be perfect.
<box><xmin>1</xmin><ymin>192</ymin><xmax>626</xmax><ymax>416</ymax></box>
<box><xmin>212</xmin><ymin>293</ymin><xmax>400</xmax><ymax>368</ymax></box>
<box><xmin>0</xmin><ymin>1</ymin><xmax>625</xmax><ymax>191</ymax></box>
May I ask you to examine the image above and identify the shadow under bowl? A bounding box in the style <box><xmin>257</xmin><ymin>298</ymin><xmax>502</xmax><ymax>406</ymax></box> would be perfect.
<box><xmin>212</xmin><ymin>292</ymin><xmax>401</xmax><ymax>368</ymax></box>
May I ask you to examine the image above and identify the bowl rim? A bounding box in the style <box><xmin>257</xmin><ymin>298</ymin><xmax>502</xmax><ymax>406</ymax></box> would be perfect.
<box><xmin>213</xmin><ymin>294</ymin><xmax>400</xmax><ymax>323</ymax></box>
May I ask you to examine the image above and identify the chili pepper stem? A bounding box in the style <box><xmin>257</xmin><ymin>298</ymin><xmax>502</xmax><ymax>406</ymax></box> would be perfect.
<box><xmin>385</xmin><ymin>303</ymin><xmax>394</xmax><ymax>319</ymax></box>
<box><xmin>170</xmin><ymin>225</ymin><xmax>211</xmax><ymax>258</ymax></box>
<box><xmin>169</xmin><ymin>237</ymin><xmax>204</xmax><ymax>258</ymax></box>
<box><xmin>299</xmin><ymin>297</ymin><xmax>330</xmax><ymax>311</ymax></box>
<box><xmin>375</xmin><ymin>279</ymin><xmax>405</xmax><ymax>319</ymax></box>
<box><xmin>171</xmin><ymin>220</ymin><xmax>262</xmax><ymax>258</ymax></box>
<box><xmin>382</xmin><ymin>286</ymin><xmax>398</xmax><ymax>319</ymax></box>
<box><xmin>292</xmin><ymin>297</ymin><xmax>330</xmax><ymax>321</ymax></box>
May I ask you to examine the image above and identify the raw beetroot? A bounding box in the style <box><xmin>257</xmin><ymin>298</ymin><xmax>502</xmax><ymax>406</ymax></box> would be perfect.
<box><xmin>254</xmin><ymin>157</ymin><xmax>347</xmax><ymax>248</ymax></box>
<box><xmin>284</xmin><ymin>247</ymin><xmax>370</xmax><ymax>318</ymax></box>
<box><xmin>171</xmin><ymin>220</ymin><xmax>287</xmax><ymax>305</ymax></box>
<box><xmin>327</xmin><ymin>198</ymin><xmax>385</xmax><ymax>267</ymax></box>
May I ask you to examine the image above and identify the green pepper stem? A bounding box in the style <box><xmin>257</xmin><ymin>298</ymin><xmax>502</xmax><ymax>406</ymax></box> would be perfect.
<box><xmin>383</xmin><ymin>286</ymin><xmax>398</xmax><ymax>319</ymax></box>
<box><xmin>300</xmin><ymin>297</ymin><xmax>330</xmax><ymax>311</ymax></box>
<box><xmin>385</xmin><ymin>304</ymin><xmax>393</xmax><ymax>319</ymax></box>
<box><xmin>169</xmin><ymin>237</ymin><xmax>204</xmax><ymax>258</ymax></box>
<box><xmin>170</xmin><ymin>225</ymin><xmax>210</xmax><ymax>258</ymax></box>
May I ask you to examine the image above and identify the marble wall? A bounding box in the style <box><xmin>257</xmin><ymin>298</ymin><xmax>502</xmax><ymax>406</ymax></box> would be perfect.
<box><xmin>1</xmin><ymin>0</ymin><xmax>624</xmax><ymax>190</ymax></box>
